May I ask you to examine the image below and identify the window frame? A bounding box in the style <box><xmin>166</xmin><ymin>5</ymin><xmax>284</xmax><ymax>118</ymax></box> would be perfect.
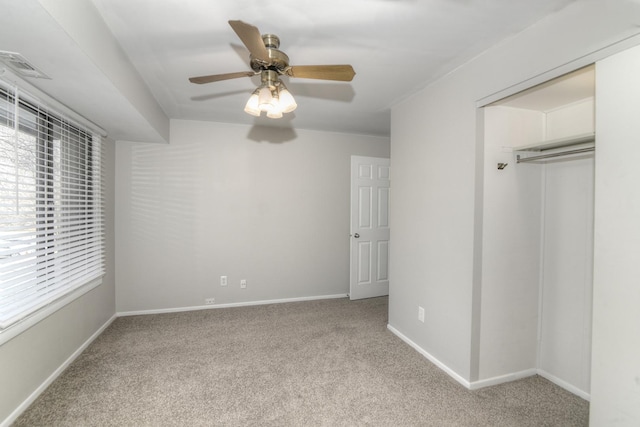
<box><xmin>0</xmin><ymin>82</ymin><xmax>104</xmax><ymax>345</ymax></box>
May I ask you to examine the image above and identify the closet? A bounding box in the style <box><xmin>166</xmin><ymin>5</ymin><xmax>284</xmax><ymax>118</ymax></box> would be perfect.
<box><xmin>478</xmin><ymin>66</ymin><xmax>595</xmax><ymax>399</ymax></box>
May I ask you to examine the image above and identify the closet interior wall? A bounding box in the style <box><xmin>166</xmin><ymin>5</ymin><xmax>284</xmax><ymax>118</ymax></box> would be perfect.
<box><xmin>479</xmin><ymin>68</ymin><xmax>595</xmax><ymax>399</ymax></box>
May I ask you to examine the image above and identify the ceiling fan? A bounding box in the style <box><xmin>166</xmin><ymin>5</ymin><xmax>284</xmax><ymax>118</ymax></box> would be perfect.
<box><xmin>188</xmin><ymin>20</ymin><xmax>356</xmax><ymax>118</ymax></box>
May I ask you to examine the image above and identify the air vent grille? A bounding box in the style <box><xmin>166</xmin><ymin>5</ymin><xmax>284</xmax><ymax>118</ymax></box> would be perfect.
<box><xmin>0</xmin><ymin>51</ymin><xmax>50</xmax><ymax>79</ymax></box>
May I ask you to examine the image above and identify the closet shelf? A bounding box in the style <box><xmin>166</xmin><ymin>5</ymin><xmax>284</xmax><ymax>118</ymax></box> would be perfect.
<box><xmin>513</xmin><ymin>132</ymin><xmax>595</xmax><ymax>152</ymax></box>
<box><xmin>514</xmin><ymin>132</ymin><xmax>595</xmax><ymax>163</ymax></box>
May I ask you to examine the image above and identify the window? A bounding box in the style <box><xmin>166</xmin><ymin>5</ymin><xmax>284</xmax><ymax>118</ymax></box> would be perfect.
<box><xmin>0</xmin><ymin>82</ymin><xmax>104</xmax><ymax>334</ymax></box>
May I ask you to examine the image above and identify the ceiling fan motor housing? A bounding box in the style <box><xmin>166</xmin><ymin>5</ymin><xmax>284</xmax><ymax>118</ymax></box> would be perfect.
<box><xmin>250</xmin><ymin>34</ymin><xmax>289</xmax><ymax>73</ymax></box>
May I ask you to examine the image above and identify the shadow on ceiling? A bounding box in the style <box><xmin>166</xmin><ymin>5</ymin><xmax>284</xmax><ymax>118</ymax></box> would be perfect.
<box><xmin>247</xmin><ymin>124</ymin><xmax>297</xmax><ymax>144</ymax></box>
<box><xmin>286</xmin><ymin>82</ymin><xmax>355</xmax><ymax>102</ymax></box>
<box><xmin>190</xmin><ymin>89</ymin><xmax>252</xmax><ymax>102</ymax></box>
<box><xmin>230</xmin><ymin>43</ymin><xmax>252</xmax><ymax>67</ymax></box>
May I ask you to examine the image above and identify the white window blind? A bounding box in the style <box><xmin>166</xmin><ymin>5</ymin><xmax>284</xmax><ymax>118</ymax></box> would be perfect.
<box><xmin>0</xmin><ymin>82</ymin><xmax>104</xmax><ymax>330</ymax></box>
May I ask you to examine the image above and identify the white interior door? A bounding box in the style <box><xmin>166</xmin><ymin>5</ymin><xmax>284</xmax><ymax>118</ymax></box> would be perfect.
<box><xmin>350</xmin><ymin>156</ymin><xmax>390</xmax><ymax>300</ymax></box>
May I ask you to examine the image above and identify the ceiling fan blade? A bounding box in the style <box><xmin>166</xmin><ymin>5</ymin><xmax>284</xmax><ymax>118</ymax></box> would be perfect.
<box><xmin>228</xmin><ymin>20</ymin><xmax>270</xmax><ymax>63</ymax></box>
<box><xmin>189</xmin><ymin>71</ymin><xmax>255</xmax><ymax>84</ymax></box>
<box><xmin>286</xmin><ymin>65</ymin><xmax>356</xmax><ymax>82</ymax></box>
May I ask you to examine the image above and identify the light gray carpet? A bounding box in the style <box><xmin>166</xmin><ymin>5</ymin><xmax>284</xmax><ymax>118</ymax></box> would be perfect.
<box><xmin>15</xmin><ymin>297</ymin><xmax>588</xmax><ymax>426</ymax></box>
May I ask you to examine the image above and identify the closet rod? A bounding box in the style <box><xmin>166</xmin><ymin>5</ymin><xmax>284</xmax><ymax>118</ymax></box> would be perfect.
<box><xmin>516</xmin><ymin>146</ymin><xmax>594</xmax><ymax>163</ymax></box>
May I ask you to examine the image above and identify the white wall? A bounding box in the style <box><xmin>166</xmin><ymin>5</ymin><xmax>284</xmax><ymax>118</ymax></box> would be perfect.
<box><xmin>538</xmin><ymin>156</ymin><xmax>594</xmax><ymax>396</ymax></box>
<box><xmin>0</xmin><ymin>140</ymin><xmax>116</xmax><ymax>425</ymax></box>
<box><xmin>591</xmin><ymin>43</ymin><xmax>640</xmax><ymax>426</ymax></box>
<box><xmin>546</xmin><ymin>98</ymin><xmax>595</xmax><ymax>140</ymax></box>
<box><xmin>478</xmin><ymin>106</ymin><xmax>543</xmax><ymax>381</ymax></box>
<box><xmin>115</xmin><ymin>120</ymin><xmax>389</xmax><ymax>313</ymax></box>
<box><xmin>390</xmin><ymin>74</ymin><xmax>478</xmax><ymax>379</ymax></box>
<box><xmin>390</xmin><ymin>0</ymin><xmax>640</xmax><ymax>390</ymax></box>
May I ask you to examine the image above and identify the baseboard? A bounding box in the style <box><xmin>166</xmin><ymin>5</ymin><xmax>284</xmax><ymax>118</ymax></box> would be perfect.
<box><xmin>469</xmin><ymin>369</ymin><xmax>537</xmax><ymax>390</ymax></box>
<box><xmin>386</xmin><ymin>324</ymin><xmax>471</xmax><ymax>389</ymax></box>
<box><xmin>472</xmin><ymin>369</ymin><xmax>589</xmax><ymax>400</ymax></box>
<box><xmin>1</xmin><ymin>313</ymin><xmax>117</xmax><ymax>427</ymax></box>
<box><xmin>117</xmin><ymin>294</ymin><xmax>349</xmax><ymax>317</ymax></box>
<box><xmin>385</xmin><ymin>324</ymin><xmax>590</xmax><ymax>401</ymax></box>
<box><xmin>537</xmin><ymin>369</ymin><xmax>591</xmax><ymax>401</ymax></box>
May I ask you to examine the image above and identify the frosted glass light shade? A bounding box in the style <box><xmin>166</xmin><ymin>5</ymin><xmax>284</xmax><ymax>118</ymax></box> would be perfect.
<box><xmin>278</xmin><ymin>88</ymin><xmax>297</xmax><ymax>113</ymax></box>
<box><xmin>266</xmin><ymin>90</ymin><xmax>282</xmax><ymax>119</ymax></box>
<box><xmin>258</xmin><ymin>87</ymin><xmax>274</xmax><ymax>112</ymax></box>
<box><xmin>267</xmin><ymin>108</ymin><xmax>283</xmax><ymax>119</ymax></box>
<box><xmin>246</xmin><ymin>83</ymin><xmax>294</xmax><ymax>118</ymax></box>
<box><xmin>243</xmin><ymin>93</ymin><xmax>260</xmax><ymax>116</ymax></box>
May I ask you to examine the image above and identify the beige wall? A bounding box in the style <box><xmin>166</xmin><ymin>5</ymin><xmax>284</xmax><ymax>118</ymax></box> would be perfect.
<box><xmin>115</xmin><ymin>120</ymin><xmax>390</xmax><ymax>313</ymax></box>
<box><xmin>0</xmin><ymin>139</ymin><xmax>117</xmax><ymax>424</ymax></box>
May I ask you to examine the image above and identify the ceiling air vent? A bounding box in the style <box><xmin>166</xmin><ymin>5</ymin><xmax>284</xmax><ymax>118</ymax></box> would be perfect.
<box><xmin>0</xmin><ymin>51</ymin><xmax>50</xmax><ymax>79</ymax></box>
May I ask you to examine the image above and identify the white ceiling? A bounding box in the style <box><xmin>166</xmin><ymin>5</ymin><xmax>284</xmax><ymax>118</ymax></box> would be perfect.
<box><xmin>1</xmin><ymin>0</ymin><xmax>578</xmax><ymax>141</ymax></box>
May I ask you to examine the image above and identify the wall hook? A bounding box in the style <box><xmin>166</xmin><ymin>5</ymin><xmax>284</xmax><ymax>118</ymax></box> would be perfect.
<box><xmin>497</xmin><ymin>163</ymin><xmax>508</xmax><ymax>170</ymax></box>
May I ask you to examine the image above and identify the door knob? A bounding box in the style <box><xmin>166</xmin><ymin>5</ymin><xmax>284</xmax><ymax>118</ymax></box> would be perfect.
<box><xmin>354</xmin><ymin>233</ymin><xmax>360</xmax><ymax>238</ymax></box>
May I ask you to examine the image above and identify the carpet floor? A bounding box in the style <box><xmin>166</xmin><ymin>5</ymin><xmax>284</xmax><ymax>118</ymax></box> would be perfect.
<box><xmin>14</xmin><ymin>297</ymin><xmax>588</xmax><ymax>426</ymax></box>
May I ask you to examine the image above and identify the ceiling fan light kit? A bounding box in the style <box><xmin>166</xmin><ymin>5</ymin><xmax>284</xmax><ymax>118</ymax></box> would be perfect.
<box><xmin>278</xmin><ymin>84</ymin><xmax>297</xmax><ymax>113</ymax></box>
<box><xmin>244</xmin><ymin>69</ymin><xmax>297</xmax><ymax>119</ymax></box>
<box><xmin>244</xmin><ymin>88</ymin><xmax>261</xmax><ymax>116</ymax></box>
<box><xmin>189</xmin><ymin>20</ymin><xmax>355</xmax><ymax>119</ymax></box>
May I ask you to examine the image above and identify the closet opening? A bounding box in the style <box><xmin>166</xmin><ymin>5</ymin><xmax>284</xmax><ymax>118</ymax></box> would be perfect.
<box><xmin>477</xmin><ymin>65</ymin><xmax>595</xmax><ymax>400</ymax></box>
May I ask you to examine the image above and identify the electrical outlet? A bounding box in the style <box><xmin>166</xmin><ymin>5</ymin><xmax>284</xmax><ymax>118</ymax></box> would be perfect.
<box><xmin>205</xmin><ymin>297</ymin><xmax>215</xmax><ymax>305</ymax></box>
<box><xmin>418</xmin><ymin>306</ymin><xmax>425</xmax><ymax>323</ymax></box>
<box><xmin>220</xmin><ymin>276</ymin><xmax>227</xmax><ymax>286</ymax></box>
<box><xmin>240</xmin><ymin>279</ymin><xmax>247</xmax><ymax>289</ymax></box>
